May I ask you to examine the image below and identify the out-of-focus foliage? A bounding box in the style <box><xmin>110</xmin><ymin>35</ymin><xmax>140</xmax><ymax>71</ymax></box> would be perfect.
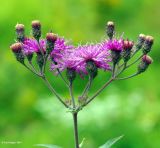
<box><xmin>0</xmin><ymin>0</ymin><xmax>160</xmax><ymax>147</ymax></box>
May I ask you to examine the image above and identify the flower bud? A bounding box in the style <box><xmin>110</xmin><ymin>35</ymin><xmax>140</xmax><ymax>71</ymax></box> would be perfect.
<box><xmin>86</xmin><ymin>60</ymin><xmax>98</xmax><ymax>79</ymax></box>
<box><xmin>31</xmin><ymin>20</ymin><xmax>41</xmax><ymax>40</ymax></box>
<box><xmin>15</xmin><ymin>24</ymin><xmax>25</xmax><ymax>42</ymax></box>
<box><xmin>137</xmin><ymin>55</ymin><xmax>153</xmax><ymax>74</ymax></box>
<box><xmin>106</xmin><ymin>21</ymin><xmax>115</xmax><ymax>40</ymax></box>
<box><xmin>66</xmin><ymin>68</ymin><xmax>76</xmax><ymax>83</ymax></box>
<box><xmin>111</xmin><ymin>50</ymin><xmax>121</xmax><ymax>65</ymax></box>
<box><xmin>142</xmin><ymin>35</ymin><xmax>154</xmax><ymax>54</ymax></box>
<box><xmin>123</xmin><ymin>40</ymin><xmax>134</xmax><ymax>50</ymax></box>
<box><xmin>10</xmin><ymin>43</ymin><xmax>25</xmax><ymax>64</ymax></box>
<box><xmin>122</xmin><ymin>40</ymin><xmax>134</xmax><ymax>62</ymax></box>
<box><xmin>36</xmin><ymin>52</ymin><xmax>44</xmax><ymax>71</ymax></box>
<box><xmin>27</xmin><ymin>54</ymin><xmax>33</xmax><ymax>62</ymax></box>
<box><xmin>10</xmin><ymin>42</ymin><xmax>22</xmax><ymax>53</ymax></box>
<box><xmin>136</xmin><ymin>34</ymin><xmax>146</xmax><ymax>50</ymax></box>
<box><xmin>46</xmin><ymin>33</ymin><xmax>57</xmax><ymax>53</ymax></box>
<box><xmin>78</xmin><ymin>95</ymin><xmax>87</xmax><ymax>105</ymax></box>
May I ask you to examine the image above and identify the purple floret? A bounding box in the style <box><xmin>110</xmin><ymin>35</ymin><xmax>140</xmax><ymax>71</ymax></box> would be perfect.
<box><xmin>50</xmin><ymin>37</ymin><xmax>73</xmax><ymax>62</ymax></box>
<box><xmin>23</xmin><ymin>38</ymin><xmax>46</xmax><ymax>55</ymax></box>
<box><xmin>103</xmin><ymin>39</ymin><xmax>124</xmax><ymax>51</ymax></box>
<box><xmin>51</xmin><ymin>43</ymin><xmax>111</xmax><ymax>75</ymax></box>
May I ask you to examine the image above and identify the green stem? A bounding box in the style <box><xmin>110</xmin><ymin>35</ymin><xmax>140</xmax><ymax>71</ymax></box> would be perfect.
<box><xmin>57</xmin><ymin>68</ymin><xmax>69</xmax><ymax>87</ymax></box>
<box><xmin>42</xmin><ymin>54</ymin><xmax>49</xmax><ymax>74</ymax></box>
<box><xmin>23</xmin><ymin>64</ymin><xmax>42</xmax><ymax>77</ymax></box>
<box><xmin>125</xmin><ymin>55</ymin><xmax>143</xmax><ymax>69</ymax></box>
<box><xmin>116</xmin><ymin>73</ymin><xmax>139</xmax><ymax>80</ymax></box>
<box><xmin>84</xmin><ymin>78</ymin><xmax>114</xmax><ymax>107</ymax></box>
<box><xmin>73</xmin><ymin>113</ymin><xmax>79</xmax><ymax>148</ymax></box>
<box><xmin>69</xmin><ymin>82</ymin><xmax>76</xmax><ymax>108</ymax></box>
<box><xmin>116</xmin><ymin>62</ymin><xmax>127</xmax><ymax>77</ymax></box>
<box><xmin>37</xmin><ymin>39</ymin><xmax>45</xmax><ymax>60</ymax></box>
<box><xmin>42</xmin><ymin>76</ymin><xmax>68</xmax><ymax>108</ymax></box>
<box><xmin>112</xmin><ymin>63</ymin><xmax>116</xmax><ymax>78</ymax></box>
<box><xmin>81</xmin><ymin>76</ymin><xmax>92</xmax><ymax>98</ymax></box>
<box><xmin>119</xmin><ymin>53</ymin><xmax>142</xmax><ymax>70</ymax></box>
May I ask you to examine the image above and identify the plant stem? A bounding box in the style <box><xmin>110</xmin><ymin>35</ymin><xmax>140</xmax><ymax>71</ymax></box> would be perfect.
<box><xmin>125</xmin><ymin>55</ymin><xmax>143</xmax><ymax>69</ymax></box>
<box><xmin>42</xmin><ymin>76</ymin><xmax>68</xmax><ymax>108</ymax></box>
<box><xmin>116</xmin><ymin>73</ymin><xmax>139</xmax><ymax>80</ymax></box>
<box><xmin>118</xmin><ymin>54</ymin><xmax>142</xmax><ymax>70</ymax></box>
<box><xmin>37</xmin><ymin>39</ymin><xmax>45</xmax><ymax>60</ymax></box>
<box><xmin>42</xmin><ymin>54</ymin><xmax>49</xmax><ymax>74</ymax></box>
<box><xmin>57</xmin><ymin>68</ymin><xmax>69</xmax><ymax>87</ymax></box>
<box><xmin>116</xmin><ymin>62</ymin><xmax>127</xmax><ymax>77</ymax></box>
<box><xmin>81</xmin><ymin>76</ymin><xmax>92</xmax><ymax>98</ymax></box>
<box><xmin>23</xmin><ymin>64</ymin><xmax>42</xmax><ymax>77</ymax></box>
<box><xmin>69</xmin><ymin>82</ymin><xmax>76</xmax><ymax>108</ymax></box>
<box><xmin>73</xmin><ymin>112</ymin><xmax>79</xmax><ymax>148</ymax></box>
<box><xmin>84</xmin><ymin>78</ymin><xmax>114</xmax><ymax>106</ymax></box>
<box><xmin>112</xmin><ymin>63</ymin><xmax>116</xmax><ymax>78</ymax></box>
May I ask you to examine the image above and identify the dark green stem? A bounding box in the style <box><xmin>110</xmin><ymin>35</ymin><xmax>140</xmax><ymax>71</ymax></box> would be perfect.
<box><xmin>73</xmin><ymin>113</ymin><xmax>79</xmax><ymax>148</ymax></box>
<box><xmin>23</xmin><ymin>63</ymin><xmax>42</xmax><ymax>77</ymax></box>
<box><xmin>116</xmin><ymin>73</ymin><xmax>139</xmax><ymax>80</ymax></box>
<box><xmin>81</xmin><ymin>76</ymin><xmax>92</xmax><ymax>98</ymax></box>
<box><xmin>57</xmin><ymin>68</ymin><xmax>69</xmax><ymax>87</ymax></box>
<box><xmin>125</xmin><ymin>55</ymin><xmax>143</xmax><ymax>69</ymax></box>
<box><xmin>69</xmin><ymin>82</ymin><xmax>76</xmax><ymax>108</ymax></box>
<box><xmin>42</xmin><ymin>76</ymin><xmax>68</xmax><ymax>108</ymax></box>
<box><xmin>84</xmin><ymin>78</ymin><xmax>114</xmax><ymax>107</ymax></box>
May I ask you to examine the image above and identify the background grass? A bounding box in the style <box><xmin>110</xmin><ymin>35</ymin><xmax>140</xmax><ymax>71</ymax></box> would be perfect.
<box><xmin>0</xmin><ymin>0</ymin><xmax>160</xmax><ymax>147</ymax></box>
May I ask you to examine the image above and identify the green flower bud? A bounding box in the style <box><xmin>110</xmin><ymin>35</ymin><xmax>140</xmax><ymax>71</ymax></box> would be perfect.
<box><xmin>32</xmin><ymin>20</ymin><xmax>41</xmax><ymax>41</ymax></box>
<box><xmin>106</xmin><ymin>21</ymin><xmax>115</xmax><ymax>40</ymax></box>
<box><xmin>10</xmin><ymin>42</ymin><xmax>25</xmax><ymax>64</ymax></box>
<box><xmin>66</xmin><ymin>68</ymin><xmax>76</xmax><ymax>83</ymax></box>
<box><xmin>142</xmin><ymin>35</ymin><xmax>154</xmax><ymax>54</ymax></box>
<box><xmin>86</xmin><ymin>60</ymin><xmax>98</xmax><ymax>79</ymax></box>
<box><xmin>36</xmin><ymin>52</ymin><xmax>44</xmax><ymax>71</ymax></box>
<box><xmin>111</xmin><ymin>50</ymin><xmax>121</xmax><ymax>65</ymax></box>
<box><xmin>15</xmin><ymin>24</ymin><xmax>25</xmax><ymax>42</ymax></box>
<box><xmin>136</xmin><ymin>34</ymin><xmax>146</xmax><ymax>50</ymax></box>
<box><xmin>138</xmin><ymin>55</ymin><xmax>153</xmax><ymax>74</ymax></box>
<box><xmin>122</xmin><ymin>40</ymin><xmax>134</xmax><ymax>62</ymax></box>
<box><xmin>46</xmin><ymin>33</ymin><xmax>57</xmax><ymax>54</ymax></box>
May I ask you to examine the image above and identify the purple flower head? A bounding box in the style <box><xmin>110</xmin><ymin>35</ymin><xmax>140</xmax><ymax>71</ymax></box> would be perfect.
<box><xmin>22</xmin><ymin>36</ymin><xmax>72</xmax><ymax>56</ymax></box>
<box><xmin>50</xmin><ymin>37</ymin><xmax>73</xmax><ymax>61</ymax></box>
<box><xmin>72</xmin><ymin>44</ymin><xmax>111</xmax><ymax>74</ymax></box>
<box><xmin>103</xmin><ymin>38</ymin><xmax>124</xmax><ymax>51</ymax></box>
<box><xmin>23</xmin><ymin>38</ymin><xmax>46</xmax><ymax>55</ymax></box>
<box><xmin>51</xmin><ymin>43</ymin><xmax>111</xmax><ymax>75</ymax></box>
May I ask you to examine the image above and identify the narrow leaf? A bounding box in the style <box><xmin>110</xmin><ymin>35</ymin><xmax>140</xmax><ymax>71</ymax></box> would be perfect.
<box><xmin>99</xmin><ymin>135</ymin><xmax>123</xmax><ymax>148</ymax></box>
<box><xmin>34</xmin><ymin>144</ymin><xmax>62</xmax><ymax>148</ymax></box>
<box><xmin>79</xmin><ymin>138</ymin><xmax>86</xmax><ymax>148</ymax></box>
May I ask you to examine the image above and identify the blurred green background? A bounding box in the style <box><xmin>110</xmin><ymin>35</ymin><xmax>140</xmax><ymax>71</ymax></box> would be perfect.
<box><xmin>0</xmin><ymin>0</ymin><xmax>160</xmax><ymax>147</ymax></box>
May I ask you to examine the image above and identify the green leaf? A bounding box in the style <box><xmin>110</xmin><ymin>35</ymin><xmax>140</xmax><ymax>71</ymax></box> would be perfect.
<box><xmin>34</xmin><ymin>144</ymin><xmax>62</xmax><ymax>148</ymax></box>
<box><xmin>99</xmin><ymin>135</ymin><xmax>123</xmax><ymax>148</ymax></box>
<box><xmin>79</xmin><ymin>138</ymin><xmax>86</xmax><ymax>148</ymax></box>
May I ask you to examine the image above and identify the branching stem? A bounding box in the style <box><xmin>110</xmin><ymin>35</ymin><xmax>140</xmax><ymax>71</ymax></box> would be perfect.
<box><xmin>42</xmin><ymin>76</ymin><xmax>68</xmax><ymax>108</ymax></box>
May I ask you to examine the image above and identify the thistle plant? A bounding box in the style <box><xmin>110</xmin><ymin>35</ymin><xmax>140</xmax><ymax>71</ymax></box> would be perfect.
<box><xmin>10</xmin><ymin>20</ymin><xmax>154</xmax><ymax>148</ymax></box>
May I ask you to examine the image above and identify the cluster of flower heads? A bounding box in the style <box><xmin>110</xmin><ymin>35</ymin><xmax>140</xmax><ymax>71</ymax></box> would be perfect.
<box><xmin>51</xmin><ymin>43</ymin><xmax>112</xmax><ymax>75</ymax></box>
<box><xmin>10</xmin><ymin>20</ymin><xmax>154</xmax><ymax>81</ymax></box>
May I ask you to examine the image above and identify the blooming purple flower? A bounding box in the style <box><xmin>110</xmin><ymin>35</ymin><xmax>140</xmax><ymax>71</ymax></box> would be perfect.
<box><xmin>22</xmin><ymin>36</ymin><xmax>72</xmax><ymax>56</ymax></box>
<box><xmin>73</xmin><ymin>44</ymin><xmax>111</xmax><ymax>73</ymax></box>
<box><xmin>50</xmin><ymin>37</ymin><xmax>73</xmax><ymax>62</ymax></box>
<box><xmin>23</xmin><ymin>38</ymin><xmax>46</xmax><ymax>55</ymax></box>
<box><xmin>51</xmin><ymin>43</ymin><xmax>111</xmax><ymax>74</ymax></box>
<box><xmin>103</xmin><ymin>38</ymin><xmax>124</xmax><ymax>51</ymax></box>
<box><xmin>51</xmin><ymin>48</ymin><xmax>76</xmax><ymax>72</ymax></box>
